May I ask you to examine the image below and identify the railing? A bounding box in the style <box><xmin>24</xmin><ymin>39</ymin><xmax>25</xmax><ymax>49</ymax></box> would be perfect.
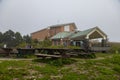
<box><xmin>90</xmin><ymin>47</ymin><xmax>110</xmax><ymax>52</ymax></box>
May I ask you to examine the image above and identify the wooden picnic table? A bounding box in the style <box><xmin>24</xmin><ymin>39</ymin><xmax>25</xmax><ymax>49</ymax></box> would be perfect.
<box><xmin>16</xmin><ymin>48</ymin><xmax>92</xmax><ymax>58</ymax></box>
<box><xmin>35</xmin><ymin>53</ymin><xmax>62</xmax><ymax>59</ymax></box>
<box><xmin>0</xmin><ymin>48</ymin><xmax>13</xmax><ymax>57</ymax></box>
<box><xmin>35</xmin><ymin>48</ymin><xmax>85</xmax><ymax>58</ymax></box>
<box><xmin>16</xmin><ymin>48</ymin><xmax>35</xmax><ymax>57</ymax></box>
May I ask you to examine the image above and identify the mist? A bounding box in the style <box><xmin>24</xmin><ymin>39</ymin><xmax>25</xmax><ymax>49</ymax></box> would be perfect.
<box><xmin>0</xmin><ymin>0</ymin><xmax>120</xmax><ymax>41</ymax></box>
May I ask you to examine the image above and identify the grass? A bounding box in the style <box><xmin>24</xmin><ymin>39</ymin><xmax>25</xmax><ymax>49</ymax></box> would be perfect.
<box><xmin>33</xmin><ymin>58</ymin><xmax>76</xmax><ymax>66</ymax></box>
<box><xmin>0</xmin><ymin>53</ymin><xmax>120</xmax><ymax>80</ymax></box>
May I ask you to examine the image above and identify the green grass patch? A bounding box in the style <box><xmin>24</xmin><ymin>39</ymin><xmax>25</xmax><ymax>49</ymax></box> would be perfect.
<box><xmin>0</xmin><ymin>53</ymin><xmax>120</xmax><ymax>80</ymax></box>
<box><xmin>62</xmin><ymin>72</ymin><xmax>84</xmax><ymax>80</ymax></box>
<box><xmin>112</xmin><ymin>64</ymin><xmax>120</xmax><ymax>73</ymax></box>
<box><xmin>33</xmin><ymin>65</ymin><xmax>58</xmax><ymax>75</ymax></box>
<box><xmin>95</xmin><ymin>75</ymin><xmax>117</xmax><ymax>80</ymax></box>
<box><xmin>97</xmin><ymin>67</ymin><xmax>115</xmax><ymax>75</ymax></box>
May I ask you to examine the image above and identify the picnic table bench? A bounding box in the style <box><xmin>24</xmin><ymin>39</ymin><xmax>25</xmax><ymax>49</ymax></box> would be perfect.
<box><xmin>35</xmin><ymin>53</ymin><xmax>62</xmax><ymax>59</ymax></box>
<box><xmin>0</xmin><ymin>48</ymin><xmax>13</xmax><ymax>57</ymax></box>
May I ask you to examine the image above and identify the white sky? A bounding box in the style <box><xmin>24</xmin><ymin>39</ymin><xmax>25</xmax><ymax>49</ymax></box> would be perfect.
<box><xmin>0</xmin><ymin>0</ymin><xmax>120</xmax><ymax>42</ymax></box>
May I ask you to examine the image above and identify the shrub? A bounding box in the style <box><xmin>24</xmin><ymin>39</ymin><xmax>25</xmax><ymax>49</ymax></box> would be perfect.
<box><xmin>78</xmin><ymin>53</ymin><xmax>96</xmax><ymax>59</ymax></box>
<box><xmin>67</xmin><ymin>46</ymin><xmax>80</xmax><ymax>49</ymax></box>
<box><xmin>109</xmin><ymin>42</ymin><xmax>120</xmax><ymax>53</ymax></box>
<box><xmin>33</xmin><ymin>58</ymin><xmax>76</xmax><ymax>66</ymax></box>
<box><xmin>48</xmin><ymin>45</ymin><xmax>64</xmax><ymax>49</ymax></box>
<box><xmin>0</xmin><ymin>43</ymin><xmax>4</xmax><ymax>48</ymax></box>
<box><xmin>23</xmin><ymin>54</ymin><xmax>36</xmax><ymax>58</ymax></box>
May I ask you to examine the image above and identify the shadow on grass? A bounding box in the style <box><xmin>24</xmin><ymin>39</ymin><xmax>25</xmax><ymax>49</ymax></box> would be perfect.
<box><xmin>32</xmin><ymin>58</ymin><xmax>77</xmax><ymax>67</ymax></box>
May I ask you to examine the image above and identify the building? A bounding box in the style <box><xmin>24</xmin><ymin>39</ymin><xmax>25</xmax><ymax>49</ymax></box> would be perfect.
<box><xmin>31</xmin><ymin>23</ymin><xmax>77</xmax><ymax>41</ymax></box>
<box><xmin>51</xmin><ymin>27</ymin><xmax>108</xmax><ymax>48</ymax></box>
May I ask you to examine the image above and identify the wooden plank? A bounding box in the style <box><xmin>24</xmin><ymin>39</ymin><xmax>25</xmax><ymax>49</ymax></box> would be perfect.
<box><xmin>90</xmin><ymin>47</ymin><xmax>110</xmax><ymax>52</ymax></box>
<box><xmin>0</xmin><ymin>48</ymin><xmax>13</xmax><ymax>57</ymax></box>
<box><xmin>35</xmin><ymin>53</ymin><xmax>62</xmax><ymax>58</ymax></box>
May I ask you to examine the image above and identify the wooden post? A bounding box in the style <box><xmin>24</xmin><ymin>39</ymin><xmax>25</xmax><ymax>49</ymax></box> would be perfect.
<box><xmin>101</xmin><ymin>39</ymin><xmax>107</xmax><ymax>47</ymax></box>
<box><xmin>83</xmin><ymin>39</ymin><xmax>90</xmax><ymax>52</ymax></box>
<box><xmin>60</xmin><ymin>38</ymin><xmax>63</xmax><ymax>45</ymax></box>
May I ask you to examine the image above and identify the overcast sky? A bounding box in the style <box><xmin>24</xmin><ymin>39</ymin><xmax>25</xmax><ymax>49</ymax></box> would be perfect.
<box><xmin>0</xmin><ymin>0</ymin><xmax>120</xmax><ymax>42</ymax></box>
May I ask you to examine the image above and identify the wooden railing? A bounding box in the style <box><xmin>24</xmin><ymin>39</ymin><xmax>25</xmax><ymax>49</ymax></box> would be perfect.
<box><xmin>90</xmin><ymin>47</ymin><xmax>110</xmax><ymax>52</ymax></box>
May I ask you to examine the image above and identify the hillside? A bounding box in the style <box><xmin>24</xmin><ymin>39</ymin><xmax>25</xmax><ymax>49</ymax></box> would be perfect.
<box><xmin>0</xmin><ymin>53</ymin><xmax>120</xmax><ymax>80</ymax></box>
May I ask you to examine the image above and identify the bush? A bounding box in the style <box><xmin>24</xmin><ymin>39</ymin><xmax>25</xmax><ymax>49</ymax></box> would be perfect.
<box><xmin>110</xmin><ymin>46</ymin><xmax>120</xmax><ymax>53</ymax></box>
<box><xmin>33</xmin><ymin>58</ymin><xmax>76</xmax><ymax>66</ymax></box>
<box><xmin>48</xmin><ymin>45</ymin><xmax>80</xmax><ymax>49</ymax></box>
<box><xmin>109</xmin><ymin>42</ymin><xmax>120</xmax><ymax>53</ymax></box>
<box><xmin>23</xmin><ymin>54</ymin><xmax>36</xmax><ymax>58</ymax></box>
<box><xmin>48</xmin><ymin>45</ymin><xmax>64</xmax><ymax>49</ymax></box>
<box><xmin>78</xmin><ymin>53</ymin><xmax>96</xmax><ymax>59</ymax></box>
<box><xmin>0</xmin><ymin>43</ymin><xmax>4</xmax><ymax>48</ymax></box>
<box><xmin>67</xmin><ymin>46</ymin><xmax>80</xmax><ymax>49</ymax></box>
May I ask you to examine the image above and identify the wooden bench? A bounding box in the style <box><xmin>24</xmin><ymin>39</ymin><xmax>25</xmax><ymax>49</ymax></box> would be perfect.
<box><xmin>0</xmin><ymin>48</ymin><xmax>12</xmax><ymax>57</ymax></box>
<box><xmin>35</xmin><ymin>53</ymin><xmax>62</xmax><ymax>59</ymax></box>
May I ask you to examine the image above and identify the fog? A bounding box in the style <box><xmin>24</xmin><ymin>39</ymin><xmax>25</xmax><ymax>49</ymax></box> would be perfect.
<box><xmin>0</xmin><ymin>0</ymin><xmax>120</xmax><ymax>41</ymax></box>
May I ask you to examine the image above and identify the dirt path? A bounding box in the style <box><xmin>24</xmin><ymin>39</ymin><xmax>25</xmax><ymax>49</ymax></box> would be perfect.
<box><xmin>0</xmin><ymin>58</ymin><xmax>33</xmax><ymax>61</ymax></box>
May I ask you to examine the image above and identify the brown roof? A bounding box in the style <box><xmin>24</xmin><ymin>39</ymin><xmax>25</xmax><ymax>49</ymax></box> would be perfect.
<box><xmin>49</xmin><ymin>22</ymin><xmax>77</xmax><ymax>28</ymax></box>
<box><xmin>31</xmin><ymin>28</ymin><xmax>47</xmax><ymax>34</ymax></box>
<box><xmin>31</xmin><ymin>22</ymin><xmax>77</xmax><ymax>34</ymax></box>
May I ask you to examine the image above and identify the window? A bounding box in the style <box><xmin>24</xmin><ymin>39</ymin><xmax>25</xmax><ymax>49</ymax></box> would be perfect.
<box><xmin>64</xmin><ymin>25</ymin><xmax>70</xmax><ymax>31</ymax></box>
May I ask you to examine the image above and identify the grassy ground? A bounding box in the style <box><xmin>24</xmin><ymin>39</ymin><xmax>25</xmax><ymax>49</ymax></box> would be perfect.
<box><xmin>0</xmin><ymin>53</ymin><xmax>120</xmax><ymax>80</ymax></box>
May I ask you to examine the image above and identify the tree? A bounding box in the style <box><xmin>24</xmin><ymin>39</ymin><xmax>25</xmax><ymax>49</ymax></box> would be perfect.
<box><xmin>2</xmin><ymin>30</ymin><xmax>15</xmax><ymax>47</ymax></box>
<box><xmin>40</xmin><ymin>37</ymin><xmax>52</xmax><ymax>47</ymax></box>
<box><xmin>14</xmin><ymin>32</ymin><xmax>23</xmax><ymax>46</ymax></box>
<box><xmin>2</xmin><ymin>30</ymin><xmax>24</xmax><ymax>47</ymax></box>
<box><xmin>23</xmin><ymin>35</ymin><xmax>32</xmax><ymax>44</ymax></box>
<box><xmin>0</xmin><ymin>32</ymin><xmax>3</xmax><ymax>43</ymax></box>
<box><xmin>0</xmin><ymin>32</ymin><xmax>4</xmax><ymax>47</ymax></box>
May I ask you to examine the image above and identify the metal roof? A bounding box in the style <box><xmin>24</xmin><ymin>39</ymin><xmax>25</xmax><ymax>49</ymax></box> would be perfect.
<box><xmin>51</xmin><ymin>31</ymin><xmax>74</xmax><ymax>39</ymax></box>
<box><xmin>70</xmin><ymin>27</ymin><xmax>96</xmax><ymax>39</ymax></box>
<box><xmin>51</xmin><ymin>27</ymin><xmax>107</xmax><ymax>40</ymax></box>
